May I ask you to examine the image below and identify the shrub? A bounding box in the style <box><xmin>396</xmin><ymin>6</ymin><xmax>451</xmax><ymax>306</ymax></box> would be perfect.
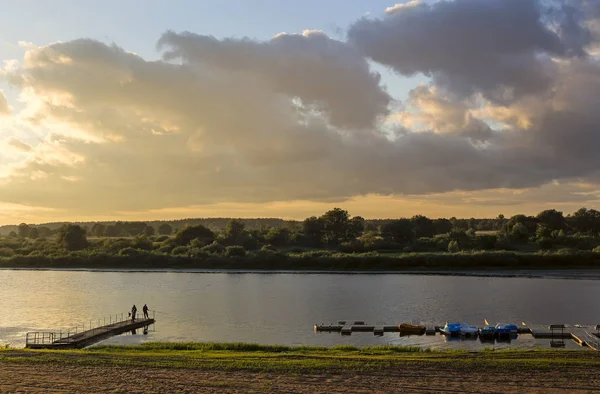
<box><xmin>119</xmin><ymin>247</ymin><xmax>147</xmax><ymax>257</ymax></box>
<box><xmin>225</xmin><ymin>245</ymin><xmax>246</xmax><ymax>257</ymax></box>
<box><xmin>188</xmin><ymin>248</ymin><xmax>210</xmax><ymax>259</ymax></box>
<box><xmin>201</xmin><ymin>241</ymin><xmax>226</xmax><ymax>255</ymax></box>
<box><xmin>157</xmin><ymin>244</ymin><xmax>175</xmax><ymax>254</ymax></box>
<box><xmin>0</xmin><ymin>247</ymin><xmax>14</xmax><ymax>257</ymax></box>
<box><xmin>131</xmin><ymin>236</ymin><xmax>152</xmax><ymax>251</ymax></box>
<box><xmin>171</xmin><ymin>246</ymin><xmax>189</xmax><ymax>256</ymax></box>
<box><xmin>339</xmin><ymin>241</ymin><xmax>365</xmax><ymax>253</ymax></box>
<box><xmin>448</xmin><ymin>240</ymin><xmax>460</xmax><ymax>253</ymax></box>
<box><xmin>154</xmin><ymin>235</ymin><xmax>169</xmax><ymax>243</ymax></box>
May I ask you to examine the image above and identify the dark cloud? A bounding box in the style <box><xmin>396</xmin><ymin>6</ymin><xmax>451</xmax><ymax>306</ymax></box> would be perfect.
<box><xmin>348</xmin><ymin>0</ymin><xmax>566</xmax><ymax>102</ymax></box>
<box><xmin>158</xmin><ymin>30</ymin><xmax>391</xmax><ymax>129</ymax></box>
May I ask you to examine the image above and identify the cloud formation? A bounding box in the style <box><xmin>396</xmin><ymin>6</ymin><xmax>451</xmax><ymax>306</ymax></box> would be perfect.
<box><xmin>348</xmin><ymin>0</ymin><xmax>584</xmax><ymax>102</ymax></box>
<box><xmin>0</xmin><ymin>0</ymin><xmax>599</xmax><ymax>219</ymax></box>
<box><xmin>0</xmin><ymin>90</ymin><xmax>9</xmax><ymax>115</ymax></box>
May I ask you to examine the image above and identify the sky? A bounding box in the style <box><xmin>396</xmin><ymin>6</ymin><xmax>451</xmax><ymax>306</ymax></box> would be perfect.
<box><xmin>1</xmin><ymin>0</ymin><xmax>600</xmax><ymax>224</ymax></box>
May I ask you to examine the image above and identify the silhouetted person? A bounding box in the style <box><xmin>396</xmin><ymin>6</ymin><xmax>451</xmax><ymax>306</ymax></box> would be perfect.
<box><xmin>131</xmin><ymin>305</ymin><xmax>137</xmax><ymax>322</ymax></box>
<box><xmin>142</xmin><ymin>304</ymin><xmax>149</xmax><ymax>319</ymax></box>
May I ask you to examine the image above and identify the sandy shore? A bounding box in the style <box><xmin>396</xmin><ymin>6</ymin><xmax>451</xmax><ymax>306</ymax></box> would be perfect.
<box><xmin>1</xmin><ymin>349</ymin><xmax>600</xmax><ymax>393</ymax></box>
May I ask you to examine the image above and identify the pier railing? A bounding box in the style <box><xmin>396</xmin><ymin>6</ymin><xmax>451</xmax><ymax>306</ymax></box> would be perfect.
<box><xmin>25</xmin><ymin>310</ymin><xmax>155</xmax><ymax>346</ymax></box>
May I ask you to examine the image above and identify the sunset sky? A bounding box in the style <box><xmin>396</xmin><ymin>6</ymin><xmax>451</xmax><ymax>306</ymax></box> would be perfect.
<box><xmin>1</xmin><ymin>0</ymin><xmax>600</xmax><ymax>224</ymax></box>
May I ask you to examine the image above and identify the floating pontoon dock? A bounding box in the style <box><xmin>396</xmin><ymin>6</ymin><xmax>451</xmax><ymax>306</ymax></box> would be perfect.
<box><xmin>314</xmin><ymin>322</ymin><xmax>600</xmax><ymax>350</ymax></box>
<box><xmin>26</xmin><ymin>311</ymin><xmax>155</xmax><ymax>349</ymax></box>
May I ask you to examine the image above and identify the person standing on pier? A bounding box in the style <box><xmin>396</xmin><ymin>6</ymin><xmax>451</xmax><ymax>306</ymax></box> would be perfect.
<box><xmin>131</xmin><ymin>305</ymin><xmax>137</xmax><ymax>322</ymax></box>
<box><xmin>142</xmin><ymin>304</ymin><xmax>149</xmax><ymax>319</ymax></box>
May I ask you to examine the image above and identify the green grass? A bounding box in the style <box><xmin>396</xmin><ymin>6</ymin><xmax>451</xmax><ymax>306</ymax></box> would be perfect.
<box><xmin>91</xmin><ymin>342</ymin><xmax>428</xmax><ymax>354</ymax></box>
<box><xmin>1</xmin><ymin>342</ymin><xmax>599</xmax><ymax>374</ymax></box>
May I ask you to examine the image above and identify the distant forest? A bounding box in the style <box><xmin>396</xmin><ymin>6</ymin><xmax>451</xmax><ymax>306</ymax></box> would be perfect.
<box><xmin>0</xmin><ymin>215</ymin><xmax>505</xmax><ymax>237</ymax></box>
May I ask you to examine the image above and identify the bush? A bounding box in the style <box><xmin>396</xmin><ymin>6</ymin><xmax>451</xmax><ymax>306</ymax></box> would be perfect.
<box><xmin>171</xmin><ymin>246</ymin><xmax>189</xmax><ymax>256</ymax></box>
<box><xmin>131</xmin><ymin>237</ymin><xmax>152</xmax><ymax>251</ymax></box>
<box><xmin>188</xmin><ymin>248</ymin><xmax>210</xmax><ymax>259</ymax></box>
<box><xmin>475</xmin><ymin>234</ymin><xmax>497</xmax><ymax>250</ymax></box>
<box><xmin>338</xmin><ymin>241</ymin><xmax>365</xmax><ymax>253</ymax></box>
<box><xmin>448</xmin><ymin>240</ymin><xmax>460</xmax><ymax>253</ymax></box>
<box><xmin>119</xmin><ymin>247</ymin><xmax>147</xmax><ymax>257</ymax></box>
<box><xmin>225</xmin><ymin>245</ymin><xmax>246</xmax><ymax>257</ymax></box>
<box><xmin>0</xmin><ymin>247</ymin><xmax>14</xmax><ymax>257</ymax></box>
<box><xmin>201</xmin><ymin>241</ymin><xmax>226</xmax><ymax>254</ymax></box>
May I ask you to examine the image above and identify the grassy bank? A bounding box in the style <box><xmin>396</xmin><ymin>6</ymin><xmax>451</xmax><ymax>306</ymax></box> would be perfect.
<box><xmin>4</xmin><ymin>342</ymin><xmax>600</xmax><ymax>393</ymax></box>
<box><xmin>2</xmin><ymin>250</ymin><xmax>600</xmax><ymax>271</ymax></box>
<box><xmin>1</xmin><ymin>342</ymin><xmax>600</xmax><ymax>373</ymax></box>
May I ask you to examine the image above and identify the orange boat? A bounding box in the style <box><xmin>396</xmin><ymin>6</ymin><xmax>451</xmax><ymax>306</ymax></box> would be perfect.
<box><xmin>398</xmin><ymin>323</ymin><xmax>426</xmax><ymax>335</ymax></box>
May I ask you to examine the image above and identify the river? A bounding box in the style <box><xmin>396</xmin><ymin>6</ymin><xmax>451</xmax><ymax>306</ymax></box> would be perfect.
<box><xmin>1</xmin><ymin>269</ymin><xmax>599</xmax><ymax>350</ymax></box>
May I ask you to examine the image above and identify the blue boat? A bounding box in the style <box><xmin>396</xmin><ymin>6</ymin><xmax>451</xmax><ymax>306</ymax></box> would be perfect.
<box><xmin>495</xmin><ymin>323</ymin><xmax>518</xmax><ymax>336</ymax></box>
<box><xmin>441</xmin><ymin>323</ymin><xmax>462</xmax><ymax>337</ymax></box>
<box><xmin>479</xmin><ymin>325</ymin><xmax>497</xmax><ymax>339</ymax></box>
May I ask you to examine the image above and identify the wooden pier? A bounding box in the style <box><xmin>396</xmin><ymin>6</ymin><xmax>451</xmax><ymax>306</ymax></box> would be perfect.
<box><xmin>26</xmin><ymin>311</ymin><xmax>155</xmax><ymax>349</ymax></box>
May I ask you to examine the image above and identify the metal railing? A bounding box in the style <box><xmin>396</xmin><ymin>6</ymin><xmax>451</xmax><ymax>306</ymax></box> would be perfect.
<box><xmin>25</xmin><ymin>310</ymin><xmax>155</xmax><ymax>346</ymax></box>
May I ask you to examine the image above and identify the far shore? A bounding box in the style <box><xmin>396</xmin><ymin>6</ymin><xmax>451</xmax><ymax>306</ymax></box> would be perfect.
<box><xmin>3</xmin><ymin>265</ymin><xmax>600</xmax><ymax>279</ymax></box>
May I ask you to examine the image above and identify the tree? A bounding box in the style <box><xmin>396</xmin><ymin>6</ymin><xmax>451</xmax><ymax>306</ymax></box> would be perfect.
<box><xmin>568</xmin><ymin>208</ymin><xmax>600</xmax><ymax>236</ymax></box>
<box><xmin>501</xmin><ymin>214</ymin><xmax>537</xmax><ymax>241</ymax></box>
<box><xmin>28</xmin><ymin>227</ymin><xmax>39</xmax><ymax>239</ymax></box>
<box><xmin>411</xmin><ymin>215</ymin><xmax>435</xmax><ymax>238</ymax></box>
<box><xmin>122</xmin><ymin>222</ymin><xmax>148</xmax><ymax>236</ymax></box>
<box><xmin>448</xmin><ymin>230</ymin><xmax>470</xmax><ymax>249</ymax></box>
<box><xmin>143</xmin><ymin>226</ymin><xmax>155</xmax><ymax>237</ymax></box>
<box><xmin>56</xmin><ymin>224</ymin><xmax>88</xmax><ymax>251</ymax></box>
<box><xmin>510</xmin><ymin>223</ymin><xmax>530</xmax><ymax>242</ymax></box>
<box><xmin>448</xmin><ymin>240</ymin><xmax>460</xmax><ymax>253</ymax></box>
<box><xmin>158</xmin><ymin>223</ymin><xmax>173</xmax><ymax>235</ymax></box>
<box><xmin>382</xmin><ymin>219</ymin><xmax>415</xmax><ymax>244</ymax></box>
<box><xmin>37</xmin><ymin>226</ymin><xmax>53</xmax><ymax>238</ymax></box>
<box><xmin>18</xmin><ymin>223</ymin><xmax>30</xmax><ymax>238</ymax></box>
<box><xmin>302</xmin><ymin>216</ymin><xmax>325</xmax><ymax>247</ymax></box>
<box><xmin>264</xmin><ymin>227</ymin><xmax>291</xmax><ymax>247</ymax></box>
<box><xmin>536</xmin><ymin>209</ymin><xmax>566</xmax><ymax>233</ymax></box>
<box><xmin>8</xmin><ymin>231</ymin><xmax>17</xmax><ymax>238</ymax></box>
<box><xmin>320</xmin><ymin>208</ymin><xmax>351</xmax><ymax>245</ymax></box>
<box><xmin>433</xmin><ymin>219</ymin><xmax>452</xmax><ymax>235</ymax></box>
<box><xmin>348</xmin><ymin>216</ymin><xmax>365</xmax><ymax>239</ymax></box>
<box><xmin>174</xmin><ymin>224</ymin><xmax>214</xmax><ymax>246</ymax></box>
<box><xmin>91</xmin><ymin>223</ymin><xmax>106</xmax><ymax>237</ymax></box>
<box><xmin>104</xmin><ymin>225</ymin><xmax>121</xmax><ymax>237</ymax></box>
<box><xmin>224</xmin><ymin>219</ymin><xmax>246</xmax><ymax>244</ymax></box>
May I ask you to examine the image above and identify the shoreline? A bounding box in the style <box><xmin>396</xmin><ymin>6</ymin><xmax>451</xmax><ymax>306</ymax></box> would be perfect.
<box><xmin>3</xmin><ymin>266</ymin><xmax>600</xmax><ymax>279</ymax></box>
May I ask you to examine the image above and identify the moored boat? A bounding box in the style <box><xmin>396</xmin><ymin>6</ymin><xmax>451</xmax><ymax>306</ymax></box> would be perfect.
<box><xmin>495</xmin><ymin>323</ymin><xmax>518</xmax><ymax>336</ymax></box>
<box><xmin>398</xmin><ymin>323</ymin><xmax>426</xmax><ymax>335</ymax></box>
<box><xmin>479</xmin><ymin>325</ymin><xmax>496</xmax><ymax>339</ymax></box>
<box><xmin>441</xmin><ymin>322</ymin><xmax>461</xmax><ymax>337</ymax></box>
<box><xmin>459</xmin><ymin>323</ymin><xmax>479</xmax><ymax>337</ymax></box>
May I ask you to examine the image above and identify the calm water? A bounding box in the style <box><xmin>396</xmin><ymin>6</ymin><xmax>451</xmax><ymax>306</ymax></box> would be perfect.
<box><xmin>1</xmin><ymin>270</ymin><xmax>599</xmax><ymax>350</ymax></box>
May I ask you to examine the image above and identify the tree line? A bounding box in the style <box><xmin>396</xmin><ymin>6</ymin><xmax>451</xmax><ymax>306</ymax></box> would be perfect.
<box><xmin>3</xmin><ymin>208</ymin><xmax>600</xmax><ymax>257</ymax></box>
